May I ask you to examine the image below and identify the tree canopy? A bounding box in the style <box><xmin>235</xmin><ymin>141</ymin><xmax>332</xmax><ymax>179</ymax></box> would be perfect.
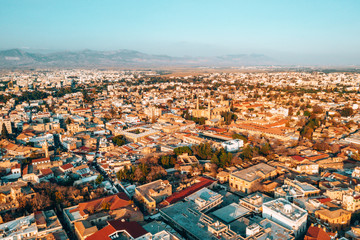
<box><xmin>112</xmin><ymin>135</ymin><xmax>126</xmax><ymax>146</ymax></box>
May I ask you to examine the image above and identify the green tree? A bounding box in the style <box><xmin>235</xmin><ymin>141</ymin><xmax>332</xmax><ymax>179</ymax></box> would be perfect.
<box><xmin>242</xmin><ymin>145</ymin><xmax>253</xmax><ymax>161</ymax></box>
<box><xmin>232</xmin><ymin>133</ymin><xmax>248</xmax><ymax>143</ymax></box>
<box><xmin>340</xmin><ymin>107</ymin><xmax>353</xmax><ymax>117</ymax></box>
<box><xmin>110</xmin><ymin>108</ymin><xmax>116</xmax><ymax>116</ymax></box>
<box><xmin>159</xmin><ymin>155</ymin><xmax>176</xmax><ymax>169</ymax></box>
<box><xmin>82</xmin><ymin>90</ymin><xmax>94</xmax><ymax>103</ymax></box>
<box><xmin>112</xmin><ymin>135</ymin><xmax>126</xmax><ymax>146</ymax></box>
<box><xmin>174</xmin><ymin>146</ymin><xmax>192</xmax><ymax>156</ymax></box>
<box><xmin>221</xmin><ymin>111</ymin><xmax>237</xmax><ymax>125</ymax></box>
<box><xmin>65</xmin><ymin>117</ymin><xmax>72</xmax><ymax>125</ymax></box>
<box><xmin>192</xmin><ymin>143</ymin><xmax>213</xmax><ymax>159</ymax></box>
<box><xmin>1</xmin><ymin>123</ymin><xmax>9</xmax><ymax>139</ymax></box>
<box><xmin>259</xmin><ymin>143</ymin><xmax>271</xmax><ymax>156</ymax></box>
<box><xmin>191</xmin><ymin>117</ymin><xmax>206</xmax><ymax>125</ymax></box>
<box><xmin>95</xmin><ymin>175</ymin><xmax>104</xmax><ymax>185</ymax></box>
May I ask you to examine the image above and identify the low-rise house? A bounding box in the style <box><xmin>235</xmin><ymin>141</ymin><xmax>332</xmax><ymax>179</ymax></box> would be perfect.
<box><xmin>2</xmin><ymin>163</ymin><xmax>21</xmax><ymax>180</ymax></box>
<box><xmin>352</xmin><ymin>167</ymin><xmax>360</xmax><ymax>179</ymax></box>
<box><xmin>177</xmin><ymin>153</ymin><xmax>199</xmax><ymax>174</ymax></box>
<box><xmin>345</xmin><ymin>225</ymin><xmax>360</xmax><ymax>239</ymax></box>
<box><xmin>72</xmin><ymin>164</ymin><xmax>91</xmax><ymax>177</ymax></box>
<box><xmin>315</xmin><ymin>208</ymin><xmax>352</xmax><ymax>232</ymax></box>
<box><xmin>275</xmin><ymin>179</ymin><xmax>321</xmax><ymax>201</ymax></box>
<box><xmin>60</xmin><ymin>163</ymin><xmax>74</xmax><ymax>173</ymax></box>
<box><xmin>63</xmin><ymin>193</ymin><xmax>143</xmax><ymax>231</ymax></box>
<box><xmin>296</xmin><ymin>162</ymin><xmax>319</xmax><ymax>175</ymax></box>
<box><xmin>39</xmin><ymin>168</ymin><xmax>54</xmax><ymax>181</ymax></box>
<box><xmin>239</xmin><ymin>192</ymin><xmax>273</xmax><ymax>213</ymax></box>
<box><xmin>160</xmin><ymin>177</ymin><xmax>215</xmax><ymax>207</ymax></box>
<box><xmin>229</xmin><ymin>163</ymin><xmax>278</xmax><ymax>194</ymax></box>
<box><xmin>31</xmin><ymin>157</ymin><xmax>51</xmax><ymax>170</ymax></box>
<box><xmin>184</xmin><ymin>187</ymin><xmax>223</xmax><ymax>213</ymax></box>
<box><xmin>86</xmin><ymin>220</ymin><xmax>149</xmax><ymax>240</ymax></box>
<box><xmin>74</xmin><ymin>220</ymin><xmax>98</xmax><ymax>240</ymax></box>
<box><xmin>342</xmin><ymin>191</ymin><xmax>360</xmax><ymax>212</ymax></box>
<box><xmin>324</xmin><ymin>188</ymin><xmax>352</xmax><ymax>201</ymax></box>
<box><xmin>304</xmin><ymin>225</ymin><xmax>337</xmax><ymax>240</ymax></box>
<box><xmin>0</xmin><ymin>210</ymin><xmax>66</xmax><ymax>239</ymax></box>
<box><xmin>35</xmin><ymin>210</ymin><xmax>63</xmax><ymax>237</ymax></box>
<box><xmin>217</xmin><ymin>171</ymin><xmax>230</xmax><ymax>183</ymax></box>
<box><xmin>134</xmin><ymin>180</ymin><xmax>172</xmax><ymax>215</ymax></box>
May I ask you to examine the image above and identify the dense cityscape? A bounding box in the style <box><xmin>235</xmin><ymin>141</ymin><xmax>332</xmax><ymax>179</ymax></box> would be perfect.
<box><xmin>0</xmin><ymin>69</ymin><xmax>359</xmax><ymax>239</ymax></box>
<box><xmin>2</xmin><ymin>0</ymin><xmax>360</xmax><ymax>239</ymax></box>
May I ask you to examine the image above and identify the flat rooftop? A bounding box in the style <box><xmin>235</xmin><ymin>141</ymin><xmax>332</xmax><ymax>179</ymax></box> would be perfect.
<box><xmin>212</xmin><ymin>203</ymin><xmax>250</xmax><ymax>223</ymax></box>
<box><xmin>228</xmin><ymin>216</ymin><xmax>295</xmax><ymax>240</ymax></box>
<box><xmin>263</xmin><ymin>198</ymin><xmax>307</xmax><ymax>222</ymax></box>
<box><xmin>231</xmin><ymin>163</ymin><xmax>276</xmax><ymax>182</ymax></box>
<box><xmin>185</xmin><ymin>188</ymin><xmax>222</xmax><ymax>205</ymax></box>
<box><xmin>240</xmin><ymin>192</ymin><xmax>273</xmax><ymax>208</ymax></box>
<box><xmin>160</xmin><ymin>201</ymin><xmax>215</xmax><ymax>240</ymax></box>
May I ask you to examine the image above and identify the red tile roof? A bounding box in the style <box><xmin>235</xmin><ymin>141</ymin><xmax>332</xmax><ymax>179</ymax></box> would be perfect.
<box><xmin>204</xmin><ymin>127</ymin><xmax>227</xmax><ymax>133</ymax></box>
<box><xmin>60</xmin><ymin>163</ymin><xmax>74</xmax><ymax>171</ymax></box>
<box><xmin>317</xmin><ymin>198</ymin><xmax>331</xmax><ymax>203</ymax></box>
<box><xmin>86</xmin><ymin>225</ymin><xmax>115</xmax><ymax>240</ymax></box>
<box><xmin>109</xmin><ymin>220</ymin><xmax>148</xmax><ymax>238</ymax></box>
<box><xmin>306</xmin><ymin>154</ymin><xmax>329</xmax><ymax>161</ymax></box>
<box><xmin>22</xmin><ymin>165</ymin><xmax>28</xmax><ymax>175</ymax></box>
<box><xmin>78</xmin><ymin>193</ymin><xmax>130</xmax><ymax>216</ymax></box>
<box><xmin>86</xmin><ymin>220</ymin><xmax>147</xmax><ymax>240</ymax></box>
<box><xmin>332</xmin><ymin>172</ymin><xmax>348</xmax><ymax>181</ymax></box>
<box><xmin>13</xmin><ymin>163</ymin><xmax>21</xmax><ymax>169</ymax></box>
<box><xmin>160</xmin><ymin>177</ymin><xmax>214</xmax><ymax>207</ymax></box>
<box><xmin>291</xmin><ymin>155</ymin><xmax>305</xmax><ymax>162</ymax></box>
<box><xmin>40</xmin><ymin>168</ymin><xmax>53</xmax><ymax>176</ymax></box>
<box><xmin>304</xmin><ymin>226</ymin><xmax>334</xmax><ymax>240</ymax></box>
<box><xmin>31</xmin><ymin>157</ymin><xmax>50</xmax><ymax>164</ymax></box>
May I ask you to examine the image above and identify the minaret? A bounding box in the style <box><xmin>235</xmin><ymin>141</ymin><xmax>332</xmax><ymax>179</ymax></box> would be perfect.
<box><xmin>43</xmin><ymin>141</ymin><xmax>49</xmax><ymax>158</ymax></box>
<box><xmin>196</xmin><ymin>97</ymin><xmax>199</xmax><ymax>110</ymax></box>
<box><xmin>208</xmin><ymin>99</ymin><xmax>211</xmax><ymax>119</ymax></box>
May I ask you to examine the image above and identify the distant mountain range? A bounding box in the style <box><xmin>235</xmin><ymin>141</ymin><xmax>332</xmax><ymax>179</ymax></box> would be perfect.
<box><xmin>0</xmin><ymin>49</ymin><xmax>278</xmax><ymax>68</ymax></box>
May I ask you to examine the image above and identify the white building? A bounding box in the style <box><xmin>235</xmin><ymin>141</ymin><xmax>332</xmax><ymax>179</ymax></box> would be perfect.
<box><xmin>0</xmin><ymin>214</ymin><xmax>37</xmax><ymax>240</ymax></box>
<box><xmin>352</xmin><ymin>167</ymin><xmax>360</xmax><ymax>179</ymax></box>
<box><xmin>262</xmin><ymin>198</ymin><xmax>307</xmax><ymax>238</ymax></box>
<box><xmin>0</xmin><ymin>210</ymin><xmax>64</xmax><ymax>240</ymax></box>
<box><xmin>125</xmin><ymin>114</ymin><xmax>140</xmax><ymax>124</ymax></box>
<box><xmin>2</xmin><ymin>163</ymin><xmax>21</xmax><ymax>180</ymax></box>
<box><xmin>29</xmin><ymin>133</ymin><xmax>54</xmax><ymax>147</ymax></box>
<box><xmin>221</xmin><ymin>139</ymin><xmax>244</xmax><ymax>152</ymax></box>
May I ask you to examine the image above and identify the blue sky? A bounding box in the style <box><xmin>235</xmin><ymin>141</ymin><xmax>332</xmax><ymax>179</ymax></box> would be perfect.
<box><xmin>1</xmin><ymin>0</ymin><xmax>360</xmax><ymax>64</ymax></box>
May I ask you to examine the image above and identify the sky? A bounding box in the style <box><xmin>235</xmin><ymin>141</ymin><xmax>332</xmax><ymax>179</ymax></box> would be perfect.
<box><xmin>1</xmin><ymin>0</ymin><xmax>360</xmax><ymax>65</ymax></box>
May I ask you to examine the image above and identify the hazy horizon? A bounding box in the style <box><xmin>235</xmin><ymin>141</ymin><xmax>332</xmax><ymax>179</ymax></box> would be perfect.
<box><xmin>1</xmin><ymin>0</ymin><xmax>360</xmax><ymax>65</ymax></box>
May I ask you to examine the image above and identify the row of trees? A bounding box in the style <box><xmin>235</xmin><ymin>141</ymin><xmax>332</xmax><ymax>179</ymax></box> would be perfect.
<box><xmin>174</xmin><ymin>143</ymin><xmax>234</xmax><ymax>169</ymax></box>
<box><xmin>299</xmin><ymin>117</ymin><xmax>322</xmax><ymax>141</ymax></box>
<box><xmin>211</xmin><ymin>148</ymin><xmax>233</xmax><ymax>168</ymax></box>
<box><xmin>242</xmin><ymin>142</ymin><xmax>272</xmax><ymax>161</ymax></box>
<box><xmin>116</xmin><ymin>158</ymin><xmax>167</xmax><ymax>184</ymax></box>
<box><xmin>159</xmin><ymin>155</ymin><xmax>177</xmax><ymax>169</ymax></box>
<box><xmin>3</xmin><ymin>181</ymin><xmax>106</xmax><ymax>222</ymax></box>
<box><xmin>221</xmin><ymin>111</ymin><xmax>238</xmax><ymax>125</ymax></box>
